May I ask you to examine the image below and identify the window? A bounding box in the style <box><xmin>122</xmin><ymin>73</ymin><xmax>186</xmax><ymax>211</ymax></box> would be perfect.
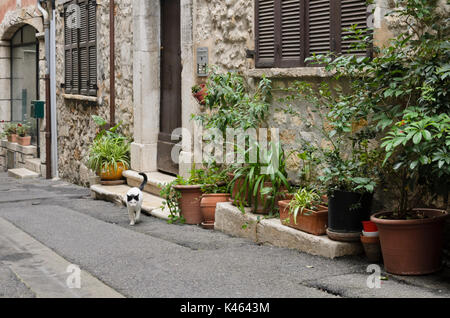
<box><xmin>255</xmin><ymin>0</ymin><xmax>371</xmax><ymax>68</ymax></box>
<box><xmin>64</xmin><ymin>0</ymin><xmax>97</xmax><ymax>96</ymax></box>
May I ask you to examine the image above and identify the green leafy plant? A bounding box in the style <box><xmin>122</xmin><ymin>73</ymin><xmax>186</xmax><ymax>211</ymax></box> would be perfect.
<box><xmin>192</xmin><ymin>66</ymin><xmax>272</xmax><ymax>134</ymax></box>
<box><xmin>87</xmin><ymin>116</ymin><xmax>131</xmax><ymax>174</ymax></box>
<box><xmin>229</xmin><ymin>140</ymin><xmax>291</xmax><ymax>214</ymax></box>
<box><xmin>298</xmin><ymin>0</ymin><xmax>449</xmax><ymax>217</ymax></box>
<box><xmin>1</xmin><ymin>122</ymin><xmax>18</xmax><ymax>138</ymax></box>
<box><xmin>288</xmin><ymin>188</ymin><xmax>321</xmax><ymax>223</ymax></box>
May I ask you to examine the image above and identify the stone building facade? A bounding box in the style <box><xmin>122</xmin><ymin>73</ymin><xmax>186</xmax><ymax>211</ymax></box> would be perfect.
<box><xmin>0</xmin><ymin>0</ymin><xmax>47</xmax><ymax>174</ymax></box>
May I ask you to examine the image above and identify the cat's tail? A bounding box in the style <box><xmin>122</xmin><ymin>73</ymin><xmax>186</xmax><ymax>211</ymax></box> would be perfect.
<box><xmin>138</xmin><ymin>172</ymin><xmax>148</xmax><ymax>191</ymax></box>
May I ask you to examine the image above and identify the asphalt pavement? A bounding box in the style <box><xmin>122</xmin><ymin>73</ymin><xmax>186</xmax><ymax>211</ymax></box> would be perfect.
<box><xmin>0</xmin><ymin>173</ymin><xmax>449</xmax><ymax>298</ymax></box>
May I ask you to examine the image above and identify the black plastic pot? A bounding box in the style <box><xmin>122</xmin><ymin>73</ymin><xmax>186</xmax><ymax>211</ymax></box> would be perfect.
<box><xmin>328</xmin><ymin>190</ymin><xmax>373</xmax><ymax>233</ymax></box>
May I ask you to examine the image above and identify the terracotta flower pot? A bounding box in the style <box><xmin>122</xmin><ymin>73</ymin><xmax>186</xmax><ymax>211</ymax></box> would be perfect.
<box><xmin>193</xmin><ymin>84</ymin><xmax>207</xmax><ymax>105</ymax></box>
<box><xmin>252</xmin><ymin>182</ymin><xmax>287</xmax><ymax>214</ymax></box>
<box><xmin>278</xmin><ymin>200</ymin><xmax>328</xmax><ymax>236</ymax></box>
<box><xmin>371</xmin><ymin>208</ymin><xmax>449</xmax><ymax>275</ymax></box>
<box><xmin>200</xmin><ymin>193</ymin><xmax>231</xmax><ymax>229</ymax></box>
<box><xmin>7</xmin><ymin>134</ymin><xmax>18</xmax><ymax>143</ymax></box>
<box><xmin>360</xmin><ymin>234</ymin><xmax>382</xmax><ymax>263</ymax></box>
<box><xmin>228</xmin><ymin>173</ymin><xmax>250</xmax><ymax>207</ymax></box>
<box><xmin>17</xmin><ymin>135</ymin><xmax>31</xmax><ymax>146</ymax></box>
<box><xmin>100</xmin><ymin>162</ymin><xmax>126</xmax><ymax>181</ymax></box>
<box><xmin>173</xmin><ymin>184</ymin><xmax>204</xmax><ymax>225</ymax></box>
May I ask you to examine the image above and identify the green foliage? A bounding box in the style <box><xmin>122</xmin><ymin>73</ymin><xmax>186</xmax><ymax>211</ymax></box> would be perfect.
<box><xmin>291</xmin><ymin>0</ymin><xmax>450</xmax><ymax>216</ymax></box>
<box><xmin>192</xmin><ymin>67</ymin><xmax>273</xmax><ymax>133</ymax></box>
<box><xmin>87</xmin><ymin>116</ymin><xmax>131</xmax><ymax>174</ymax></box>
<box><xmin>229</xmin><ymin>140</ymin><xmax>291</xmax><ymax>214</ymax></box>
<box><xmin>16</xmin><ymin>122</ymin><xmax>31</xmax><ymax>137</ymax></box>
<box><xmin>1</xmin><ymin>122</ymin><xmax>18</xmax><ymax>137</ymax></box>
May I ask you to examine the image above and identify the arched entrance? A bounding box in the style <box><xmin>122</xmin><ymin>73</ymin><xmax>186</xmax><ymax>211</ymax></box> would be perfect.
<box><xmin>10</xmin><ymin>24</ymin><xmax>39</xmax><ymax>146</ymax></box>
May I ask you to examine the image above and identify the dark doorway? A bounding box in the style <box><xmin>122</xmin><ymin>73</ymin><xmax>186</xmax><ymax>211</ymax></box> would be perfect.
<box><xmin>158</xmin><ymin>0</ymin><xmax>182</xmax><ymax>175</ymax></box>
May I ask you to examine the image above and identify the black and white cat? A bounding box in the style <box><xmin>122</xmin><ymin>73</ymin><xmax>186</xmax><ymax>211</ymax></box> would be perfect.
<box><xmin>125</xmin><ymin>172</ymin><xmax>148</xmax><ymax>226</ymax></box>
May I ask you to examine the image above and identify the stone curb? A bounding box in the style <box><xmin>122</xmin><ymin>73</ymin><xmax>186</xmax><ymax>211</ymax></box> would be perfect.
<box><xmin>215</xmin><ymin>202</ymin><xmax>363</xmax><ymax>259</ymax></box>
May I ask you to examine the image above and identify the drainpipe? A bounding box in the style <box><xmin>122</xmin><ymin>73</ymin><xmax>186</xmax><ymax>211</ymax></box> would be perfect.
<box><xmin>109</xmin><ymin>0</ymin><xmax>115</xmax><ymax>127</ymax></box>
<box><xmin>37</xmin><ymin>0</ymin><xmax>52</xmax><ymax>180</ymax></box>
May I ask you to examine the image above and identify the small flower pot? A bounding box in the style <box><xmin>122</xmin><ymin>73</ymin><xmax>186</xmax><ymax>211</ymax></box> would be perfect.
<box><xmin>362</xmin><ymin>221</ymin><xmax>378</xmax><ymax>232</ymax></box>
<box><xmin>200</xmin><ymin>193</ymin><xmax>231</xmax><ymax>229</ymax></box>
<box><xmin>7</xmin><ymin>134</ymin><xmax>18</xmax><ymax>143</ymax></box>
<box><xmin>173</xmin><ymin>184</ymin><xmax>204</xmax><ymax>225</ymax></box>
<box><xmin>360</xmin><ymin>234</ymin><xmax>382</xmax><ymax>263</ymax></box>
<box><xmin>278</xmin><ymin>200</ymin><xmax>328</xmax><ymax>236</ymax></box>
<box><xmin>17</xmin><ymin>135</ymin><xmax>31</xmax><ymax>146</ymax></box>
<box><xmin>100</xmin><ymin>162</ymin><xmax>127</xmax><ymax>181</ymax></box>
<box><xmin>193</xmin><ymin>84</ymin><xmax>207</xmax><ymax>105</ymax></box>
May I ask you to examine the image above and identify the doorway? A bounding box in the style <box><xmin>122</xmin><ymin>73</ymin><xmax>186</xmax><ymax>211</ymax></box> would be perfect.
<box><xmin>157</xmin><ymin>0</ymin><xmax>182</xmax><ymax>175</ymax></box>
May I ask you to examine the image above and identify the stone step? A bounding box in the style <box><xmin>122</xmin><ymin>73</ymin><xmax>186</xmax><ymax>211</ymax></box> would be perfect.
<box><xmin>90</xmin><ymin>184</ymin><xmax>170</xmax><ymax>220</ymax></box>
<box><xmin>8</xmin><ymin>168</ymin><xmax>40</xmax><ymax>180</ymax></box>
<box><xmin>122</xmin><ymin>170</ymin><xmax>176</xmax><ymax>197</ymax></box>
<box><xmin>214</xmin><ymin>202</ymin><xmax>364</xmax><ymax>259</ymax></box>
<box><xmin>25</xmin><ymin>158</ymin><xmax>42</xmax><ymax>175</ymax></box>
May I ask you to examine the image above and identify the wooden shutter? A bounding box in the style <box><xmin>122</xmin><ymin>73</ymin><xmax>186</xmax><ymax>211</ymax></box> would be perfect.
<box><xmin>255</xmin><ymin>0</ymin><xmax>276</xmax><ymax>67</ymax></box>
<box><xmin>307</xmin><ymin>0</ymin><xmax>331</xmax><ymax>56</ymax></box>
<box><xmin>340</xmin><ymin>0</ymin><xmax>369</xmax><ymax>55</ymax></box>
<box><xmin>64</xmin><ymin>0</ymin><xmax>97</xmax><ymax>96</ymax></box>
<box><xmin>280</xmin><ymin>0</ymin><xmax>304</xmax><ymax>67</ymax></box>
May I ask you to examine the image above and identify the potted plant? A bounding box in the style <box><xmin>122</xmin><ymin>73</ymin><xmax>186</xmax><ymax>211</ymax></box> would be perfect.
<box><xmin>192</xmin><ymin>84</ymin><xmax>207</xmax><ymax>105</ymax></box>
<box><xmin>199</xmin><ymin>166</ymin><xmax>231</xmax><ymax>229</ymax></box>
<box><xmin>16</xmin><ymin>123</ymin><xmax>32</xmax><ymax>146</ymax></box>
<box><xmin>87</xmin><ymin>116</ymin><xmax>131</xmax><ymax>181</ymax></box>
<box><xmin>1</xmin><ymin>122</ymin><xmax>18</xmax><ymax>143</ymax></box>
<box><xmin>303</xmin><ymin>1</ymin><xmax>449</xmax><ymax>274</ymax></box>
<box><xmin>278</xmin><ymin>188</ymin><xmax>328</xmax><ymax>236</ymax></box>
<box><xmin>229</xmin><ymin>140</ymin><xmax>291</xmax><ymax>215</ymax></box>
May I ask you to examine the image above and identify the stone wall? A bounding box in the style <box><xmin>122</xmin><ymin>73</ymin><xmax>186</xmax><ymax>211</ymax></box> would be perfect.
<box><xmin>55</xmin><ymin>0</ymin><xmax>133</xmax><ymax>186</ymax></box>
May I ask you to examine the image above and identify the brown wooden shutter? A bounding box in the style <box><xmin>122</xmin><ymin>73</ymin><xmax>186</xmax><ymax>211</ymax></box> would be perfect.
<box><xmin>340</xmin><ymin>0</ymin><xmax>369</xmax><ymax>55</ymax></box>
<box><xmin>307</xmin><ymin>0</ymin><xmax>331</xmax><ymax>56</ymax></box>
<box><xmin>280</xmin><ymin>0</ymin><xmax>304</xmax><ymax>67</ymax></box>
<box><xmin>255</xmin><ymin>0</ymin><xmax>276</xmax><ymax>67</ymax></box>
<box><xmin>64</xmin><ymin>0</ymin><xmax>97</xmax><ymax>96</ymax></box>
<box><xmin>87</xmin><ymin>0</ymin><xmax>97</xmax><ymax>96</ymax></box>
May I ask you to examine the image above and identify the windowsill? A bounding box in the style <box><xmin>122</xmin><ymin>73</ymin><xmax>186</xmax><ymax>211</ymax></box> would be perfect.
<box><xmin>244</xmin><ymin>67</ymin><xmax>335</xmax><ymax>79</ymax></box>
<box><xmin>62</xmin><ymin>93</ymin><xmax>99</xmax><ymax>104</ymax></box>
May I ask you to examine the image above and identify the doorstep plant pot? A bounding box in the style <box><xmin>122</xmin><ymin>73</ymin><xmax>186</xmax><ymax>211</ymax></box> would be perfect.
<box><xmin>200</xmin><ymin>193</ymin><xmax>231</xmax><ymax>229</ymax></box>
<box><xmin>100</xmin><ymin>162</ymin><xmax>127</xmax><ymax>181</ymax></box>
<box><xmin>7</xmin><ymin>134</ymin><xmax>18</xmax><ymax>143</ymax></box>
<box><xmin>327</xmin><ymin>190</ymin><xmax>373</xmax><ymax>241</ymax></box>
<box><xmin>278</xmin><ymin>200</ymin><xmax>328</xmax><ymax>236</ymax></box>
<box><xmin>17</xmin><ymin>135</ymin><xmax>31</xmax><ymax>146</ymax></box>
<box><xmin>371</xmin><ymin>209</ymin><xmax>448</xmax><ymax>275</ymax></box>
<box><xmin>173</xmin><ymin>184</ymin><xmax>204</xmax><ymax>225</ymax></box>
<box><xmin>360</xmin><ymin>234</ymin><xmax>382</xmax><ymax>263</ymax></box>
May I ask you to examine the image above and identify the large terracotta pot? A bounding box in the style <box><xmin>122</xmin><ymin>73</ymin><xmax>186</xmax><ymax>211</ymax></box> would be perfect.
<box><xmin>173</xmin><ymin>184</ymin><xmax>204</xmax><ymax>225</ymax></box>
<box><xmin>100</xmin><ymin>162</ymin><xmax>126</xmax><ymax>181</ymax></box>
<box><xmin>278</xmin><ymin>200</ymin><xmax>328</xmax><ymax>236</ymax></box>
<box><xmin>17</xmin><ymin>136</ymin><xmax>31</xmax><ymax>146</ymax></box>
<box><xmin>371</xmin><ymin>208</ymin><xmax>448</xmax><ymax>275</ymax></box>
<box><xmin>200</xmin><ymin>193</ymin><xmax>231</xmax><ymax>229</ymax></box>
<box><xmin>252</xmin><ymin>182</ymin><xmax>288</xmax><ymax>214</ymax></box>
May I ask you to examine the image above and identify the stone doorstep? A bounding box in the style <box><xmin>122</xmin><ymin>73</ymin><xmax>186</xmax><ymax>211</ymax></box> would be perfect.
<box><xmin>25</xmin><ymin>158</ymin><xmax>42</xmax><ymax>175</ymax></box>
<box><xmin>122</xmin><ymin>170</ymin><xmax>176</xmax><ymax>197</ymax></box>
<box><xmin>90</xmin><ymin>184</ymin><xmax>169</xmax><ymax>220</ymax></box>
<box><xmin>8</xmin><ymin>168</ymin><xmax>40</xmax><ymax>180</ymax></box>
<box><xmin>214</xmin><ymin>202</ymin><xmax>364</xmax><ymax>259</ymax></box>
<box><xmin>1</xmin><ymin>140</ymin><xmax>37</xmax><ymax>155</ymax></box>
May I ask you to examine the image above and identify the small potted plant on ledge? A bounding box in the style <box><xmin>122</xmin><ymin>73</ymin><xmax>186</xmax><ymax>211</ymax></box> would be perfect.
<box><xmin>87</xmin><ymin>116</ymin><xmax>131</xmax><ymax>183</ymax></box>
<box><xmin>192</xmin><ymin>83</ymin><xmax>207</xmax><ymax>105</ymax></box>
<box><xmin>16</xmin><ymin>122</ymin><xmax>32</xmax><ymax>146</ymax></box>
<box><xmin>2</xmin><ymin>122</ymin><xmax>18</xmax><ymax>143</ymax></box>
<box><xmin>278</xmin><ymin>188</ymin><xmax>328</xmax><ymax>236</ymax></box>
